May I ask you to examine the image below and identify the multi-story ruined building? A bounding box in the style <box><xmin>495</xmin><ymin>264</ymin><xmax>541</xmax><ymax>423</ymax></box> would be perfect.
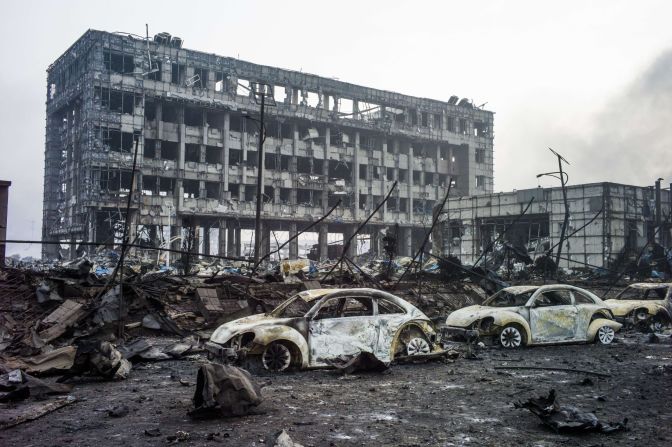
<box><xmin>43</xmin><ymin>30</ymin><xmax>494</xmax><ymax>260</ymax></box>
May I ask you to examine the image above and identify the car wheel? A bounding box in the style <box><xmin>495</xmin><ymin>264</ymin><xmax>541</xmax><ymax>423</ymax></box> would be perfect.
<box><xmin>499</xmin><ymin>325</ymin><xmax>524</xmax><ymax>349</ymax></box>
<box><xmin>650</xmin><ymin>316</ymin><xmax>668</xmax><ymax>333</ymax></box>
<box><xmin>634</xmin><ymin>309</ymin><xmax>649</xmax><ymax>322</ymax></box>
<box><xmin>406</xmin><ymin>337</ymin><xmax>431</xmax><ymax>356</ymax></box>
<box><xmin>596</xmin><ymin>325</ymin><xmax>615</xmax><ymax>344</ymax></box>
<box><xmin>261</xmin><ymin>342</ymin><xmax>292</xmax><ymax>372</ymax></box>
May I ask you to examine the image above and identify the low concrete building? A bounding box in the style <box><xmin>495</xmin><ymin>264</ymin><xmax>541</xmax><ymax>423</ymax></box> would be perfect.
<box><xmin>433</xmin><ymin>182</ymin><xmax>671</xmax><ymax>270</ymax></box>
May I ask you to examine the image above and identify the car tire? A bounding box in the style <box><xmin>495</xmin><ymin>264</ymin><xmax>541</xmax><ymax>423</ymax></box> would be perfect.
<box><xmin>650</xmin><ymin>315</ymin><xmax>669</xmax><ymax>333</ymax></box>
<box><xmin>499</xmin><ymin>325</ymin><xmax>524</xmax><ymax>349</ymax></box>
<box><xmin>406</xmin><ymin>337</ymin><xmax>431</xmax><ymax>356</ymax></box>
<box><xmin>261</xmin><ymin>342</ymin><xmax>292</xmax><ymax>372</ymax></box>
<box><xmin>596</xmin><ymin>325</ymin><xmax>615</xmax><ymax>344</ymax></box>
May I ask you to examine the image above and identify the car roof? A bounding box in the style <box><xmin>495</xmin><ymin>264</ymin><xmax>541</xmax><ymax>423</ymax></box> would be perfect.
<box><xmin>295</xmin><ymin>288</ymin><xmax>398</xmax><ymax>302</ymax></box>
<box><xmin>626</xmin><ymin>283</ymin><xmax>672</xmax><ymax>290</ymax></box>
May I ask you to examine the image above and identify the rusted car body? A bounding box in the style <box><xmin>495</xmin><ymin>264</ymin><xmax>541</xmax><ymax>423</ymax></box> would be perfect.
<box><xmin>604</xmin><ymin>283</ymin><xmax>672</xmax><ymax>331</ymax></box>
<box><xmin>206</xmin><ymin>288</ymin><xmax>442</xmax><ymax>372</ymax></box>
<box><xmin>444</xmin><ymin>285</ymin><xmax>622</xmax><ymax>348</ymax></box>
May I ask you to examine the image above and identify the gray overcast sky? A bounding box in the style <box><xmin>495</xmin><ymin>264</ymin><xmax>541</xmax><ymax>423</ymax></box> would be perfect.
<box><xmin>1</xmin><ymin>0</ymin><xmax>671</xmax><ymax>258</ymax></box>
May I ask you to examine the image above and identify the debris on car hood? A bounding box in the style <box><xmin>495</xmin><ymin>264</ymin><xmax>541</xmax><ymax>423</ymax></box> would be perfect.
<box><xmin>514</xmin><ymin>389</ymin><xmax>628</xmax><ymax>434</ymax></box>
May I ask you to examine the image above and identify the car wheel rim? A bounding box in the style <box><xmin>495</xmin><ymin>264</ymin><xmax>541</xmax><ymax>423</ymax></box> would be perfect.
<box><xmin>407</xmin><ymin>337</ymin><xmax>431</xmax><ymax>356</ymax></box>
<box><xmin>500</xmin><ymin>327</ymin><xmax>522</xmax><ymax>348</ymax></box>
<box><xmin>651</xmin><ymin>320</ymin><xmax>664</xmax><ymax>333</ymax></box>
<box><xmin>597</xmin><ymin>326</ymin><xmax>614</xmax><ymax>344</ymax></box>
<box><xmin>635</xmin><ymin>310</ymin><xmax>648</xmax><ymax>321</ymax></box>
<box><xmin>262</xmin><ymin>343</ymin><xmax>291</xmax><ymax>372</ymax></box>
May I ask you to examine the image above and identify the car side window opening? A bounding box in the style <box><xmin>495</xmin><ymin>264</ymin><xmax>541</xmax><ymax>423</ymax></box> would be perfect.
<box><xmin>486</xmin><ymin>290</ymin><xmax>534</xmax><ymax>307</ymax></box>
<box><xmin>572</xmin><ymin>291</ymin><xmax>595</xmax><ymax>305</ymax></box>
<box><xmin>313</xmin><ymin>297</ymin><xmax>374</xmax><ymax>319</ymax></box>
<box><xmin>377</xmin><ymin>299</ymin><xmax>405</xmax><ymax>315</ymax></box>
<box><xmin>314</xmin><ymin>298</ymin><xmax>343</xmax><ymax>320</ymax></box>
<box><xmin>535</xmin><ymin>290</ymin><xmax>572</xmax><ymax>307</ymax></box>
<box><xmin>342</xmin><ymin>297</ymin><xmax>374</xmax><ymax>317</ymax></box>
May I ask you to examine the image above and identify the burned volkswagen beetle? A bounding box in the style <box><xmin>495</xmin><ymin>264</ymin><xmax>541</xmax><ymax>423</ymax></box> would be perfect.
<box><xmin>445</xmin><ymin>285</ymin><xmax>622</xmax><ymax>348</ymax></box>
<box><xmin>206</xmin><ymin>288</ymin><xmax>442</xmax><ymax>372</ymax></box>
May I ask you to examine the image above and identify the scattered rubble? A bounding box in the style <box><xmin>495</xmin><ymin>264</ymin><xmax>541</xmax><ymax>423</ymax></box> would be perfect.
<box><xmin>190</xmin><ymin>363</ymin><xmax>263</xmax><ymax>418</ymax></box>
<box><xmin>515</xmin><ymin>389</ymin><xmax>628</xmax><ymax>434</ymax></box>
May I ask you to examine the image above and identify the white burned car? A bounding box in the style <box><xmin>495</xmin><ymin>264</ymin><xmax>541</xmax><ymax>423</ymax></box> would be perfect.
<box><xmin>445</xmin><ymin>285</ymin><xmax>622</xmax><ymax>348</ymax></box>
<box><xmin>206</xmin><ymin>288</ymin><xmax>442</xmax><ymax>372</ymax></box>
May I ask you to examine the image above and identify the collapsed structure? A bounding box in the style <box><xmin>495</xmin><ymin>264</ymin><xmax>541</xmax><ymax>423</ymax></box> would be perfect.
<box><xmin>434</xmin><ymin>181</ymin><xmax>672</xmax><ymax>270</ymax></box>
<box><xmin>43</xmin><ymin>30</ymin><xmax>494</xmax><ymax>261</ymax></box>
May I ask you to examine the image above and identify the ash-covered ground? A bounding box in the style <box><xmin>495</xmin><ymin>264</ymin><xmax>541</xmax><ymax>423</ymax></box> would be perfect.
<box><xmin>2</xmin><ymin>332</ymin><xmax>670</xmax><ymax>447</ymax></box>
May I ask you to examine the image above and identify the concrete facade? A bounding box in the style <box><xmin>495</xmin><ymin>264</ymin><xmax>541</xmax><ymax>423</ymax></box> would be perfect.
<box><xmin>42</xmin><ymin>30</ymin><xmax>494</xmax><ymax>261</ymax></box>
<box><xmin>434</xmin><ymin>182</ymin><xmax>672</xmax><ymax>270</ymax></box>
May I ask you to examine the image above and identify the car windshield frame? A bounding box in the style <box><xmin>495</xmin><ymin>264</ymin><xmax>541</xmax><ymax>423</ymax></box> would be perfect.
<box><xmin>269</xmin><ymin>294</ymin><xmax>321</xmax><ymax>318</ymax></box>
<box><xmin>483</xmin><ymin>287</ymin><xmax>538</xmax><ymax>307</ymax></box>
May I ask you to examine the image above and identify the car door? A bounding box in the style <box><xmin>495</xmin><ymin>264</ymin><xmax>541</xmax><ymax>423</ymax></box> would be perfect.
<box><xmin>529</xmin><ymin>289</ymin><xmax>580</xmax><ymax>343</ymax></box>
<box><xmin>374</xmin><ymin>297</ymin><xmax>409</xmax><ymax>362</ymax></box>
<box><xmin>571</xmin><ymin>289</ymin><xmax>600</xmax><ymax>340</ymax></box>
<box><xmin>307</xmin><ymin>296</ymin><xmax>378</xmax><ymax>366</ymax></box>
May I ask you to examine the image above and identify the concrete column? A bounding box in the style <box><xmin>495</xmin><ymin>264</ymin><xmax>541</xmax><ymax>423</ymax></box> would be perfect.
<box><xmin>344</xmin><ymin>226</ymin><xmax>357</xmax><ymax>258</ymax></box>
<box><xmin>353</xmin><ymin>100</ymin><xmax>359</xmax><ymax>120</ymax></box>
<box><xmin>202</xmin><ymin>110</ymin><xmax>208</xmax><ymax>147</ymax></box>
<box><xmin>408</xmin><ymin>145</ymin><xmax>414</xmax><ymax>223</ymax></box>
<box><xmin>261</xmin><ymin>222</ymin><xmax>272</xmax><ymax>260</ymax></box>
<box><xmin>203</xmin><ymin>225</ymin><xmax>211</xmax><ymax>256</ymax></box>
<box><xmin>403</xmin><ymin>227</ymin><xmax>412</xmax><ymax>257</ymax></box>
<box><xmin>289</xmin><ymin>222</ymin><xmax>299</xmax><ymax>259</ymax></box>
<box><xmin>156</xmin><ymin>102</ymin><xmax>164</xmax><ymax>141</ymax></box>
<box><xmin>226</xmin><ymin>225</ymin><xmax>235</xmax><ymax>257</ymax></box>
<box><xmin>234</xmin><ymin>227</ymin><xmax>241</xmax><ymax>257</ymax></box>
<box><xmin>290</xmin><ymin>124</ymin><xmax>298</xmax><ymax>206</ymax></box>
<box><xmin>353</xmin><ymin>131</ymin><xmax>360</xmax><ymax>218</ymax></box>
<box><xmin>322</xmin><ymin>127</ymin><xmax>330</xmax><ymax>213</ymax></box>
<box><xmin>222</xmin><ymin>112</ymin><xmax>230</xmax><ymax>198</ymax></box>
<box><xmin>176</xmin><ymin>106</ymin><xmax>186</xmax><ymax>212</ymax></box>
<box><xmin>319</xmin><ymin>224</ymin><xmax>328</xmax><ymax>261</ymax></box>
<box><xmin>218</xmin><ymin>220</ymin><xmax>227</xmax><ymax>255</ymax></box>
<box><xmin>178</xmin><ymin>106</ymin><xmax>186</xmax><ymax>170</ymax></box>
<box><xmin>170</xmin><ymin>223</ymin><xmax>180</xmax><ymax>252</ymax></box>
<box><xmin>371</xmin><ymin>229</ymin><xmax>380</xmax><ymax>257</ymax></box>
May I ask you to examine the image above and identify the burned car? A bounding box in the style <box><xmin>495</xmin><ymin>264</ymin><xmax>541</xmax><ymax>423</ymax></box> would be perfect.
<box><xmin>206</xmin><ymin>288</ymin><xmax>442</xmax><ymax>372</ymax></box>
<box><xmin>445</xmin><ymin>285</ymin><xmax>622</xmax><ymax>348</ymax></box>
<box><xmin>604</xmin><ymin>283</ymin><xmax>671</xmax><ymax>331</ymax></box>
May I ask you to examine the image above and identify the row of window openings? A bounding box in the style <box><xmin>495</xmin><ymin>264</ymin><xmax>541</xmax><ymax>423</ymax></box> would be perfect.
<box><xmin>98</xmin><ymin>172</ymin><xmax>438</xmax><ymax>212</ymax></box>
<box><xmin>103</xmin><ymin>49</ymin><xmax>489</xmax><ymax>136</ymax></box>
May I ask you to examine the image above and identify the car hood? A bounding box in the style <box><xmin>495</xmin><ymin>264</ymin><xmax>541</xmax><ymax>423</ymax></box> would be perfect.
<box><xmin>210</xmin><ymin>313</ymin><xmax>286</xmax><ymax>344</ymax></box>
<box><xmin>446</xmin><ymin>305</ymin><xmax>521</xmax><ymax>327</ymax></box>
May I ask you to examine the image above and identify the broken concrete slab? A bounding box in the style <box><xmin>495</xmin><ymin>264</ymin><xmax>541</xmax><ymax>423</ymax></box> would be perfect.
<box><xmin>0</xmin><ymin>395</ymin><xmax>76</xmax><ymax>430</ymax></box>
<box><xmin>38</xmin><ymin>299</ymin><xmax>87</xmax><ymax>342</ymax></box>
<box><xmin>1</xmin><ymin>345</ymin><xmax>77</xmax><ymax>374</ymax></box>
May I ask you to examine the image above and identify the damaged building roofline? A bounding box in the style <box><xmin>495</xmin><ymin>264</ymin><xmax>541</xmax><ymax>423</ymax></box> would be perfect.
<box><xmin>52</xmin><ymin>29</ymin><xmax>495</xmax><ymax>116</ymax></box>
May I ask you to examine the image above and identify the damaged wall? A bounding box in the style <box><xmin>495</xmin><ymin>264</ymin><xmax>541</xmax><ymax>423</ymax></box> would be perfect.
<box><xmin>434</xmin><ymin>182</ymin><xmax>672</xmax><ymax>270</ymax></box>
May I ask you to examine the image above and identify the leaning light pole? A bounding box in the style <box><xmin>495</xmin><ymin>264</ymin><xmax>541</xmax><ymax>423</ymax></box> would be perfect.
<box><xmin>536</xmin><ymin>147</ymin><xmax>570</xmax><ymax>280</ymax></box>
<box><xmin>242</xmin><ymin>83</ymin><xmax>275</xmax><ymax>264</ymax></box>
